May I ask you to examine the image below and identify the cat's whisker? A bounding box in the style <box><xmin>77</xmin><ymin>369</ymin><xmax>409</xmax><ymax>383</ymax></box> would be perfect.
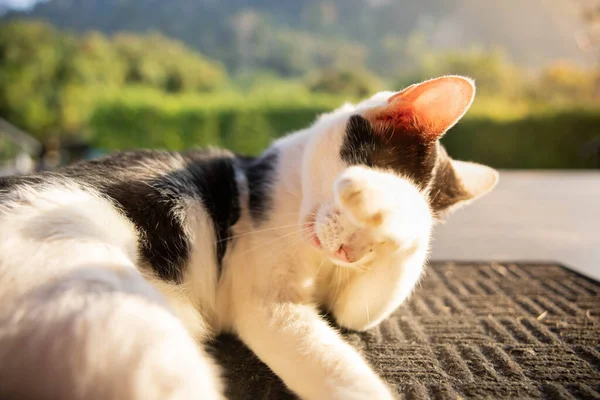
<box><xmin>217</xmin><ymin>223</ymin><xmax>302</xmax><ymax>243</ymax></box>
<box><xmin>217</xmin><ymin>210</ymin><xmax>321</xmax><ymax>243</ymax></box>
<box><xmin>275</xmin><ymin>231</ymin><xmax>315</xmax><ymax>255</ymax></box>
<box><xmin>354</xmin><ymin>262</ymin><xmax>371</xmax><ymax>326</ymax></box>
<box><xmin>315</xmin><ymin>258</ymin><xmax>327</xmax><ymax>278</ymax></box>
<box><xmin>351</xmin><ymin>262</ymin><xmax>369</xmax><ymax>273</ymax></box>
<box><xmin>236</xmin><ymin>231</ymin><xmax>299</xmax><ymax>256</ymax></box>
<box><xmin>237</xmin><ymin>226</ymin><xmax>312</xmax><ymax>256</ymax></box>
<box><xmin>247</xmin><ymin>232</ymin><xmax>302</xmax><ymax>254</ymax></box>
<box><xmin>252</xmin><ymin>237</ymin><xmax>308</xmax><ymax>267</ymax></box>
<box><xmin>257</xmin><ymin>211</ymin><xmax>311</xmax><ymax>217</ymax></box>
<box><xmin>254</xmin><ymin>210</ymin><xmax>318</xmax><ymax>218</ymax></box>
<box><xmin>330</xmin><ymin>266</ymin><xmax>343</xmax><ymax>307</ymax></box>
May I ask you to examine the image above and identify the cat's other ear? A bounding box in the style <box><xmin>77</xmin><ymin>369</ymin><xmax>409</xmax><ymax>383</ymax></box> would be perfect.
<box><xmin>450</xmin><ymin>160</ymin><xmax>499</xmax><ymax>203</ymax></box>
<box><xmin>430</xmin><ymin>153</ymin><xmax>499</xmax><ymax>218</ymax></box>
<box><xmin>369</xmin><ymin>75</ymin><xmax>475</xmax><ymax>142</ymax></box>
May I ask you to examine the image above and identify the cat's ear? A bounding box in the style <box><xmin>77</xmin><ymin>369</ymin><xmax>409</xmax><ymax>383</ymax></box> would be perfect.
<box><xmin>430</xmin><ymin>150</ymin><xmax>498</xmax><ymax>217</ymax></box>
<box><xmin>370</xmin><ymin>75</ymin><xmax>475</xmax><ymax>141</ymax></box>
<box><xmin>450</xmin><ymin>160</ymin><xmax>499</xmax><ymax>203</ymax></box>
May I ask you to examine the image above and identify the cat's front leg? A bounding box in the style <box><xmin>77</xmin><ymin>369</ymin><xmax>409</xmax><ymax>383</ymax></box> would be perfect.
<box><xmin>329</xmin><ymin>166</ymin><xmax>432</xmax><ymax>331</ymax></box>
<box><xmin>234</xmin><ymin>298</ymin><xmax>393</xmax><ymax>400</ymax></box>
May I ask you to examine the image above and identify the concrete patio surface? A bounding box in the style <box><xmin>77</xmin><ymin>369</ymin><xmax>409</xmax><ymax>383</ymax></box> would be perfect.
<box><xmin>431</xmin><ymin>170</ymin><xmax>600</xmax><ymax>280</ymax></box>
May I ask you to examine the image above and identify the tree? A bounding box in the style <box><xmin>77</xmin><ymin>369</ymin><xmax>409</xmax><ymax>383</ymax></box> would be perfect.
<box><xmin>578</xmin><ymin>2</ymin><xmax>600</xmax><ymax>98</ymax></box>
<box><xmin>307</xmin><ymin>67</ymin><xmax>381</xmax><ymax>98</ymax></box>
<box><xmin>224</xmin><ymin>112</ymin><xmax>273</xmax><ymax>155</ymax></box>
<box><xmin>112</xmin><ymin>32</ymin><xmax>227</xmax><ymax>93</ymax></box>
<box><xmin>395</xmin><ymin>48</ymin><xmax>522</xmax><ymax>98</ymax></box>
<box><xmin>0</xmin><ymin>20</ymin><xmax>72</xmax><ymax>137</ymax></box>
<box><xmin>532</xmin><ymin>62</ymin><xmax>596</xmax><ymax>104</ymax></box>
<box><xmin>0</xmin><ymin>20</ymin><xmax>229</xmax><ymax>142</ymax></box>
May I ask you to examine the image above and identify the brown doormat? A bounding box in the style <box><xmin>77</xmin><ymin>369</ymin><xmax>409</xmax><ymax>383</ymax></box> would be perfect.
<box><xmin>211</xmin><ymin>262</ymin><xmax>600</xmax><ymax>399</ymax></box>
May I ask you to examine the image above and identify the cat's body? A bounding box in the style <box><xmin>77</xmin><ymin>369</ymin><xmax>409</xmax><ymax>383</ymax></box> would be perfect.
<box><xmin>0</xmin><ymin>76</ymin><xmax>497</xmax><ymax>400</ymax></box>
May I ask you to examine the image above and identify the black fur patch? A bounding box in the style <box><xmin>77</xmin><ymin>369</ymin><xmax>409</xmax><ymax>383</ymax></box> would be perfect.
<box><xmin>183</xmin><ymin>151</ymin><xmax>241</xmax><ymax>269</ymax></box>
<box><xmin>108</xmin><ymin>178</ymin><xmax>190</xmax><ymax>283</ymax></box>
<box><xmin>428</xmin><ymin>144</ymin><xmax>471</xmax><ymax>213</ymax></box>
<box><xmin>238</xmin><ymin>151</ymin><xmax>278</xmax><ymax>224</ymax></box>
<box><xmin>0</xmin><ymin>149</ymin><xmax>279</xmax><ymax>282</ymax></box>
<box><xmin>341</xmin><ymin>115</ymin><xmax>436</xmax><ymax>189</ymax></box>
<box><xmin>59</xmin><ymin>150</ymin><xmax>241</xmax><ymax>282</ymax></box>
<box><xmin>340</xmin><ymin>115</ymin><xmax>470</xmax><ymax>213</ymax></box>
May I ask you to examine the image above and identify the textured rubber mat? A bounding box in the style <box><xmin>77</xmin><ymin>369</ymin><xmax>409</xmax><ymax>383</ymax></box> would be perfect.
<box><xmin>212</xmin><ymin>262</ymin><xmax>600</xmax><ymax>399</ymax></box>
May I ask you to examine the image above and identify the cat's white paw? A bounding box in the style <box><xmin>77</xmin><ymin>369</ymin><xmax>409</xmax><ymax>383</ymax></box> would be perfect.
<box><xmin>334</xmin><ymin>166</ymin><xmax>389</xmax><ymax>230</ymax></box>
<box><xmin>334</xmin><ymin>165</ymin><xmax>432</xmax><ymax>250</ymax></box>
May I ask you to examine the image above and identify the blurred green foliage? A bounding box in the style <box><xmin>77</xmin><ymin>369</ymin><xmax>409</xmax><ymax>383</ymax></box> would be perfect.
<box><xmin>531</xmin><ymin>62</ymin><xmax>599</xmax><ymax>104</ymax></box>
<box><xmin>1</xmin><ymin>19</ymin><xmax>599</xmax><ymax>169</ymax></box>
<box><xmin>0</xmin><ymin>20</ymin><xmax>66</xmax><ymax>135</ymax></box>
<box><xmin>89</xmin><ymin>88</ymin><xmax>339</xmax><ymax>154</ymax></box>
<box><xmin>396</xmin><ymin>47</ymin><xmax>524</xmax><ymax>98</ymax></box>
<box><xmin>0</xmin><ymin>20</ymin><xmax>227</xmax><ymax>139</ymax></box>
<box><xmin>307</xmin><ymin>68</ymin><xmax>382</xmax><ymax>98</ymax></box>
<box><xmin>89</xmin><ymin>89</ymin><xmax>600</xmax><ymax>168</ymax></box>
<box><xmin>443</xmin><ymin>110</ymin><xmax>600</xmax><ymax>169</ymax></box>
<box><xmin>112</xmin><ymin>33</ymin><xmax>226</xmax><ymax>92</ymax></box>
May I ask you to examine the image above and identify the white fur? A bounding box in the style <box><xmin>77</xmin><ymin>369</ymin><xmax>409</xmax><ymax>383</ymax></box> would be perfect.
<box><xmin>0</xmin><ymin>183</ymin><xmax>224</xmax><ymax>400</ymax></box>
<box><xmin>214</xmin><ymin>101</ymin><xmax>433</xmax><ymax>399</ymax></box>
<box><xmin>0</xmin><ymin>78</ymin><xmax>495</xmax><ymax>399</ymax></box>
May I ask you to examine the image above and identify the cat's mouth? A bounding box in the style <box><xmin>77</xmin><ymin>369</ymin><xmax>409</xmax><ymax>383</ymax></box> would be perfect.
<box><xmin>304</xmin><ymin>212</ymin><xmax>351</xmax><ymax>264</ymax></box>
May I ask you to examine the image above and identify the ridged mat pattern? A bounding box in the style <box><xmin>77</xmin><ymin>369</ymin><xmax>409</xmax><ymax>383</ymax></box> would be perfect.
<box><xmin>212</xmin><ymin>262</ymin><xmax>600</xmax><ymax>399</ymax></box>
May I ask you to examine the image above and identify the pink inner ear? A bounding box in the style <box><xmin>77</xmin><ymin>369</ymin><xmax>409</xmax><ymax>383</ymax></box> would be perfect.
<box><xmin>381</xmin><ymin>76</ymin><xmax>475</xmax><ymax>141</ymax></box>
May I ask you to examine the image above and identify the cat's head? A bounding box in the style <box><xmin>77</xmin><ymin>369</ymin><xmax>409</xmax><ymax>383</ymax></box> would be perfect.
<box><xmin>298</xmin><ymin>75</ymin><xmax>498</xmax><ymax>261</ymax></box>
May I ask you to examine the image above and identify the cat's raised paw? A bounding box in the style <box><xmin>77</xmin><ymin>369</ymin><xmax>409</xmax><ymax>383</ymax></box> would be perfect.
<box><xmin>334</xmin><ymin>167</ymin><xmax>388</xmax><ymax>229</ymax></box>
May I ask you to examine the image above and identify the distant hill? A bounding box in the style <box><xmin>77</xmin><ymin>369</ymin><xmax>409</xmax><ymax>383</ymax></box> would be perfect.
<box><xmin>3</xmin><ymin>0</ymin><xmax>593</xmax><ymax>75</ymax></box>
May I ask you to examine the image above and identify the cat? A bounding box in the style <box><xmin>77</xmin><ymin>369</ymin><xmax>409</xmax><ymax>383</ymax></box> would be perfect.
<box><xmin>0</xmin><ymin>75</ymin><xmax>497</xmax><ymax>400</ymax></box>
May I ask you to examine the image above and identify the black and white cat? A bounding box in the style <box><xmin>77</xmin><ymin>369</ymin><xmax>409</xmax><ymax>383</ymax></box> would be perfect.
<box><xmin>0</xmin><ymin>76</ymin><xmax>497</xmax><ymax>400</ymax></box>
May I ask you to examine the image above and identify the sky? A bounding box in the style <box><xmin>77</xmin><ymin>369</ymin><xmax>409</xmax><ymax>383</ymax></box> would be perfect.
<box><xmin>0</xmin><ymin>0</ymin><xmax>44</xmax><ymax>11</ymax></box>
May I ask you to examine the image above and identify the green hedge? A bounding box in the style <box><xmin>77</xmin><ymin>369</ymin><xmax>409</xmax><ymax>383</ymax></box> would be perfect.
<box><xmin>443</xmin><ymin>110</ymin><xmax>600</xmax><ymax>169</ymax></box>
<box><xmin>90</xmin><ymin>102</ymin><xmax>336</xmax><ymax>155</ymax></box>
<box><xmin>90</xmin><ymin>100</ymin><xmax>600</xmax><ymax>169</ymax></box>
